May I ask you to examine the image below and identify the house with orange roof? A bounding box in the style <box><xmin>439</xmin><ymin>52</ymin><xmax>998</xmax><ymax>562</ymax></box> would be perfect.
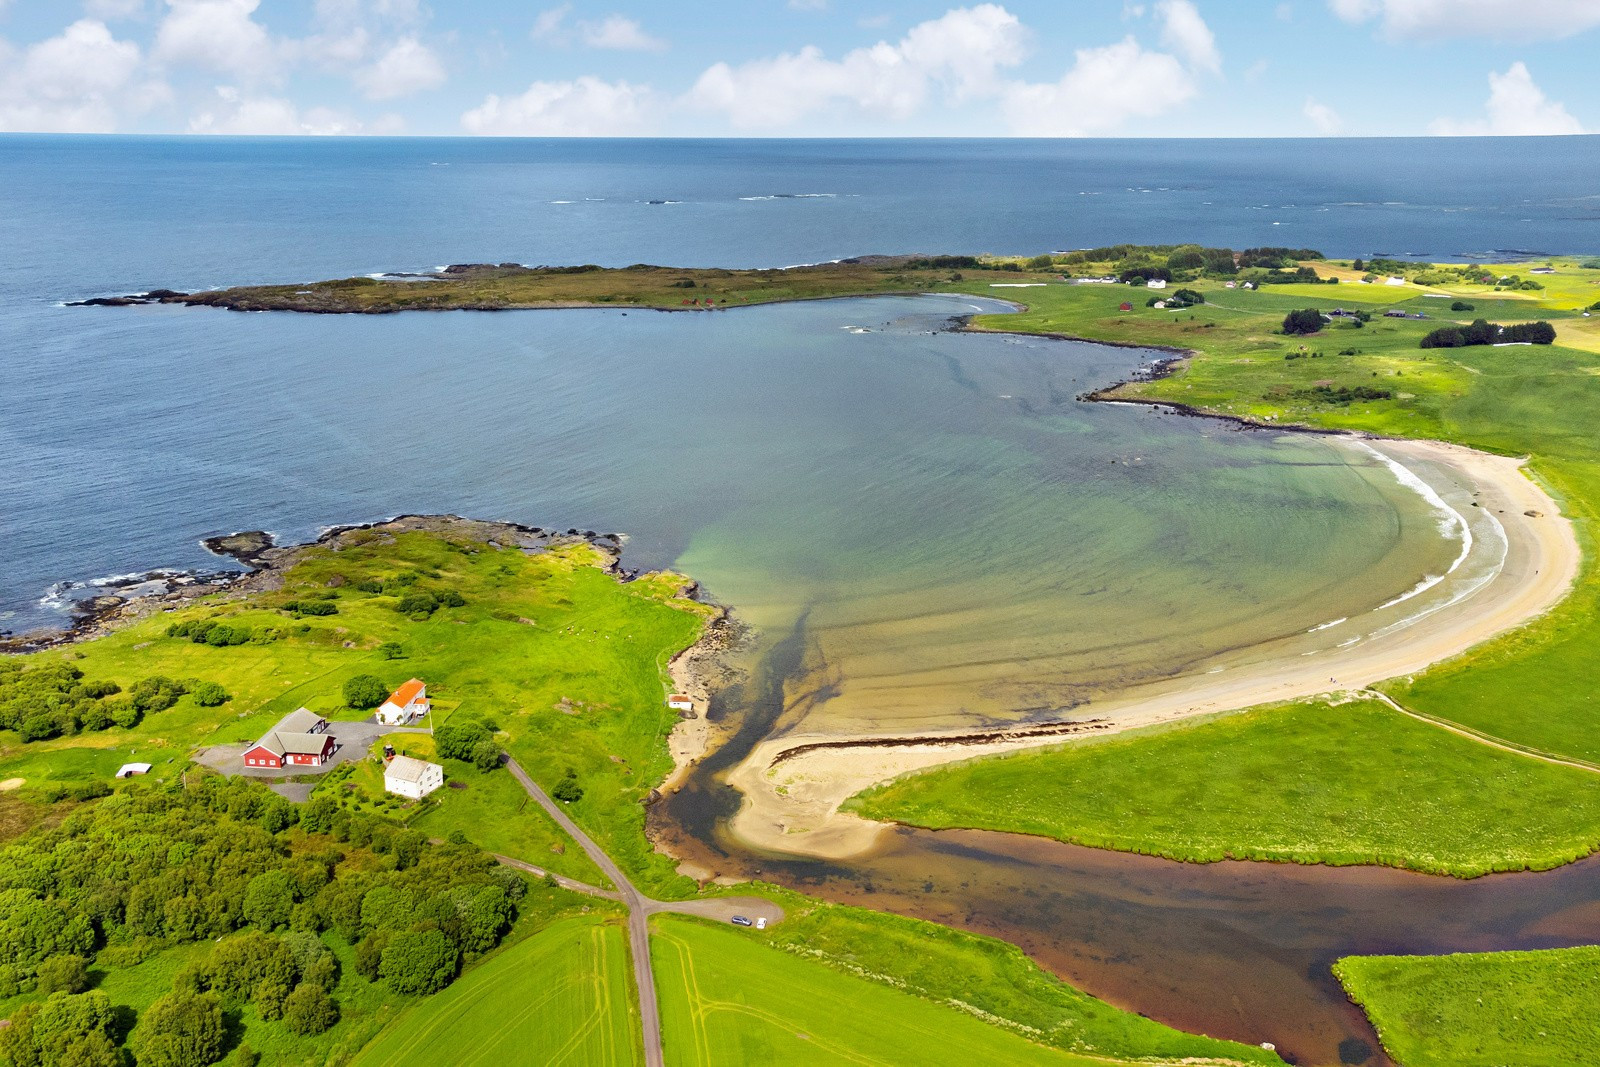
<box><xmin>377</xmin><ymin>678</ymin><xmax>430</xmax><ymax>726</ymax></box>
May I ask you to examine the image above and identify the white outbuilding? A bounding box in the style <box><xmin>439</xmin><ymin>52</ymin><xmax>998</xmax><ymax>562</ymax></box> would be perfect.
<box><xmin>667</xmin><ymin>694</ymin><xmax>695</xmax><ymax>713</ymax></box>
<box><xmin>384</xmin><ymin>755</ymin><xmax>444</xmax><ymax>800</ymax></box>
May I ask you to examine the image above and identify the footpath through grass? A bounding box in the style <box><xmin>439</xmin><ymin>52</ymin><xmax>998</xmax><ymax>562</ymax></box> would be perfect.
<box><xmin>852</xmin><ymin>699</ymin><xmax>1600</xmax><ymax>876</ymax></box>
<box><xmin>1334</xmin><ymin>945</ymin><xmax>1600</xmax><ymax>1066</ymax></box>
<box><xmin>353</xmin><ymin>913</ymin><xmax>640</xmax><ymax>1067</ymax></box>
<box><xmin>654</xmin><ymin>891</ymin><xmax>1283</xmax><ymax>1066</ymax></box>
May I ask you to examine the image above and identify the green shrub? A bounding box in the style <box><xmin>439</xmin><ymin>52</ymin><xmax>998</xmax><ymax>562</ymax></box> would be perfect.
<box><xmin>36</xmin><ymin>954</ymin><xmax>89</xmax><ymax>994</ymax></box>
<box><xmin>191</xmin><ymin>682</ymin><xmax>230</xmax><ymax>707</ymax></box>
<box><xmin>378</xmin><ymin>642</ymin><xmax>404</xmax><ymax>660</ymax></box>
<box><xmin>551</xmin><ymin>769</ymin><xmax>584</xmax><ymax>804</ymax></box>
<box><xmin>343</xmin><ymin>674</ymin><xmax>388</xmax><ymax>709</ymax></box>
<box><xmin>396</xmin><ymin>592</ymin><xmax>438</xmax><ymax>617</ymax></box>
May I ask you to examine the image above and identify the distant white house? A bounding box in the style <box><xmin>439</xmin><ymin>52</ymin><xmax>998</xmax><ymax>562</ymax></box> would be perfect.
<box><xmin>1385</xmin><ymin>276</ymin><xmax>1406</xmax><ymax>286</ymax></box>
<box><xmin>377</xmin><ymin>678</ymin><xmax>430</xmax><ymax>725</ymax></box>
<box><xmin>116</xmin><ymin>763</ymin><xmax>151</xmax><ymax>779</ymax></box>
<box><xmin>1146</xmin><ymin>278</ymin><xmax>1167</xmax><ymax>289</ymax></box>
<box><xmin>667</xmin><ymin>694</ymin><xmax>694</xmax><ymax>713</ymax></box>
<box><xmin>1224</xmin><ymin>281</ymin><xmax>1237</xmax><ymax>289</ymax></box>
<box><xmin>1529</xmin><ymin>267</ymin><xmax>1556</xmax><ymax>275</ymax></box>
<box><xmin>384</xmin><ymin>755</ymin><xmax>444</xmax><ymax>799</ymax></box>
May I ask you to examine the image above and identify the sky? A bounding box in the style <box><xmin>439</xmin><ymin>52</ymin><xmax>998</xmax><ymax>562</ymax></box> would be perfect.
<box><xmin>0</xmin><ymin>0</ymin><xmax>1595</xmax><ymax>137</ymax></box>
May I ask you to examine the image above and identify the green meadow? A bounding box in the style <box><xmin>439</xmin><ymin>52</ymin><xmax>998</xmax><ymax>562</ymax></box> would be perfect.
<box><xmin>673</xmin><ymin>890</ymin><xmax>1282</xmax><ymax>1065</ymax></box>
<box><xmin>1334</xmin><ymin>946</ymin><xmax>1600</xmax><ymax>1066</ymax></box>
<box><xmin>0</xmin><ymin>523</ymin><xmax>713</xmax><ymax>894</ymax></box>
<box><xmin>352</xmin><ymin>913</ymin><xmax>640</xmax><ymax>1067</ymax></box>
<box><xmin>851</xmin><ymin>699</ymin><xmax>1600</xmax><ymax>876</ymax></box>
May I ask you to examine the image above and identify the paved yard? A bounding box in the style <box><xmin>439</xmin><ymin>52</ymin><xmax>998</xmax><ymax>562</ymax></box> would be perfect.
<box><xmin>194</xmin><ymin>717</ymin><xmax>430</xmax><ymax>783</ymax></box>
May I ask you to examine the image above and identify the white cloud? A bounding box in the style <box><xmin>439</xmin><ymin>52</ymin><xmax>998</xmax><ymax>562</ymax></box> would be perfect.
<box><xmin>1303</xmin><ymin>97</ymin><xmax>1343</xmax><ymax>133</ymax></box>
<box><xmin>531</xmin><ymin>4</ymin><xmax>570</xmax><ymax>42</ymax></box>
<box><xmin>1430</xmin><ymin>62</ymin><xmax>1586</xmax><ymax>135</ymax></box>
<box><xmin>354</xmin><ymin>36</ymin><xmax>444</xmax><ymax>99</ymax></box>
<box><xmin>790</xmin><ymin>0</ymin><xmax>829</xmax><ymax>9</ymax></box>
<box><xmin>154</xmin><ymin>0</ymin><xmax>279</xmax><ymax>80</ymax></box>
<box><xmin>0</xmin><ymin>18</ymin><xmax>164</xmax><ymax>132</ymax></box>
<box><xmin>579</xmin><ymin>15</ymin><xmax>666</xmax><ymax>52</ymax></box>
<box><xmin>1001</xmin><ymin>37</ymin><xmax>1194</xmax><ymax>135</ymax></box>
<box><xmin>461</xmin><ymin>76</ymin><xmax>653</xmax><ymax>135</ymax></box>
<box><xmin>85</xmin><ymin>0</ymin><xmax>147</xmax><ymax>18</ymax></box>
<box><xmin>1328</xmin><ymin>0</ymin><xmax>1600</xmax><ymax>41</ymax></box>
<box><xmin>1156</xmin><ymin>0</ymin><xmax>1220</xmax><ymax>73</ymax></box>
<box><xmin>532</xmin><ymin>7</ymin><xmax>667</xmax><ymax>52</ymax></box>
<box><xmin>188</xmin><ymin>84</ymin><xmax>361</xmax><ymax>134</ymax></box>
<box><xmin>691</xmin><ymin>4</ymin><xmax>1026</xmax><ymax>128</ymax></box>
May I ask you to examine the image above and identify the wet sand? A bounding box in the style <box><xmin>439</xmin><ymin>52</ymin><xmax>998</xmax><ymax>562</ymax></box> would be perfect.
<box><xmin>718</xmin><ymin>436</ymin><xmax>1581</xmax><ymax>861</ymax></box>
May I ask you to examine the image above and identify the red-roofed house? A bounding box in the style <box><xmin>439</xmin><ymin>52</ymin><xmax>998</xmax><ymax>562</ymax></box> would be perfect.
<box><xmin>377</xmin><ymin>679</ymin><xmax>430</xmax><ymax>726</ymax></box>
<box><xmin>243</xmin><ymin>709</ymin><xmax>337</xmax><ymax>769</ymax></box>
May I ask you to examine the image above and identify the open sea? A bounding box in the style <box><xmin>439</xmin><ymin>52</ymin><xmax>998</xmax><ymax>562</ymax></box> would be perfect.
<box><xmin>4</xmin><ymin>134</ymin><xmax>1600</xmax><ymax>1063</ymax></box>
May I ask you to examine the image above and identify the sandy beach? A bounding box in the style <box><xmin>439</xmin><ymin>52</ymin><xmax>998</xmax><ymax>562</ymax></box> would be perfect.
<box><xmin>721</xmin><ymin>435</ymin><xmax>1583</xmax><ymax>861</ymax></box>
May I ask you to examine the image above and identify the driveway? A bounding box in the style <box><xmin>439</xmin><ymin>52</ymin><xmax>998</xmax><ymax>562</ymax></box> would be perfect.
<box><xmin>193</xmin><ymin>718</ymin><xmax>431</xmax><ymax>780</ymax></box>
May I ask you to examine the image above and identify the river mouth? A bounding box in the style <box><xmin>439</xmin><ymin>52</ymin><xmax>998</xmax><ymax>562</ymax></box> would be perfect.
<box><xmin>649</xmin><ymin>298</ymin><xmax>1587</xmax><ymax>1066</ymax></box>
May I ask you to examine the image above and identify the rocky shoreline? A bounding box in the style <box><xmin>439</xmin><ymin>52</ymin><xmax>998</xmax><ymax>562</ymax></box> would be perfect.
<box><xmin>1</xmin><ymin>514</ymin><xmax>643</xmax><ymax>655</ymax></box>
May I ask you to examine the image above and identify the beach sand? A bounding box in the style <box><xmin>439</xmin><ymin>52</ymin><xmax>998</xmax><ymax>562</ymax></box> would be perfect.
<box><xmin>719</xmin><ymin>436</ymin><xmax>1582</xmax><ymax>861</ymax></box>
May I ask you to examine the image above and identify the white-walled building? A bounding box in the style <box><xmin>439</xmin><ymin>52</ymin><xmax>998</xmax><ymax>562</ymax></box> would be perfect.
<box><xmin>384</xmin><ymin>755</ymin><xmax>444</xmax><ymax>799</ymax></box>
<box><xmin>377</xmin><ymin>678</ymin><xmax>430</xmax><ymax>725</ymax></box>
<box><xmin>667</xmin><ymin>694</ymin><xmax>694</xmax><ymax>713</ymax></box>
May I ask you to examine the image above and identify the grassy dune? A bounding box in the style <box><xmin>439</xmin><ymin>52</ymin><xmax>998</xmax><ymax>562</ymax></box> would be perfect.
<box><xmin>353</xmin><ymin>914</ymin><xmax>641</xmax><ymax>1067</ymax></box>
<box><xmin>851</xmin><ymin>699</ymin><xmax>1600</xmax><ymax>876</ymax></box>
<box><xmin>1334</xmin><ymin>946</ymin><xmax>1600</xmax><ymax>1066</ymax></box>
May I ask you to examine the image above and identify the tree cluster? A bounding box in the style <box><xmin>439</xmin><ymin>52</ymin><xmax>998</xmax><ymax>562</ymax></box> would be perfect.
<box><xmin>1281</xmin><ymin>308</ymin><xmax>1326</xmax><ymax>336</ymax></box>
<box><xmin>1420</xmin><ymin>320</ymin><xmax>1556</xmax><ymax>349</ymax></box>
<box><xmin>165</xmin><ymin>619</ymin><xmax>277</xmax><ymax>646</ymax></box>
<box><xmin>0</xmin><ymin>776</ymin><xmax>526</xmax><ymax>1064</ymax></box>
<box><xmin>434</xmin><ymin>720</ymin><xmax>502</xmax><ymax>772</ymax></box>
<box><xmin>0</xmin><ymin>665</ymin><xmax>223</xmax><ymax>743</ymax></box>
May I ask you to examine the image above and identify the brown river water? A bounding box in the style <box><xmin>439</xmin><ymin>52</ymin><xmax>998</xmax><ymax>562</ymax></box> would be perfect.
<box><xmin>657</xmin><ymin>594</ymin><xmax>1600</xmax><ymax>1067</ymax></box>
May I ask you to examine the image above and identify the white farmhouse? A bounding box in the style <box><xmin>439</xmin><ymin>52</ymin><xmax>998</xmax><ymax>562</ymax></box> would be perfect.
<box><xmin>1145</xmin><ymin>278</ymin><xmax>1167</xmax><ymax>289</ymax></box>
<box><xmin>667</xmin><ymin>693</ymin><xmax>695</xmax><ymax>713</ymax></box>
<box><xmin>384</xmin><ymin>755</ymin><xmax>444</xmax><ymax>799</ymax></box>
<box><xmin>377</xmin><ymin>678</ymin><xmax>430</xmax><ymax>726</ymax></box>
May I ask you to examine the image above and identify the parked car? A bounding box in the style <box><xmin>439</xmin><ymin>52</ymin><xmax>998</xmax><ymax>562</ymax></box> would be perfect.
<box><xmin>730</xmin><ymin>915</ymin><xmax>753</xmax><ymax>927</ymax></box>
<box><xmin>755</xmin><ymin>917</ymin><xmax>767</xmax><ymax>930</ymax></box>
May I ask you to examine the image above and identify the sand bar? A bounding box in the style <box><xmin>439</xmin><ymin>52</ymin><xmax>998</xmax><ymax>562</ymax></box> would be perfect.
<box><xmin>722</xmin><ymin>435</ymin><xmax>1582</xmax><ymax>861</ymax></box>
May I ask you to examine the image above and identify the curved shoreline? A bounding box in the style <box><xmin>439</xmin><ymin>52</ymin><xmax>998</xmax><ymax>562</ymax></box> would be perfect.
<box><xmin>722</xmin><ymin>434</ymin><xmax>1581</xmax><ymax>862</ymax></box>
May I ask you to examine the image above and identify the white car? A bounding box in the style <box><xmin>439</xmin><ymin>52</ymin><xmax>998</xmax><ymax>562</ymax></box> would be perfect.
<box><xmin>755</xmin><ymin>917</ymin><xmax>767</xmax><ymax>930</ymax></box>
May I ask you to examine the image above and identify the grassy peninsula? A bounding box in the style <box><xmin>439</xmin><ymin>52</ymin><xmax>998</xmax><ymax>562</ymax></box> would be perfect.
<box><xmin>81</xmin><ymin>256</ymin><xmax>1049</xmax><ymax>314</ymax></box>
<box><xmin>850</xmin><ymin>698</ymin><xmax>1600</xmax><ymax>877</ymax></box>
<box><xmin>1333</xmin><ymin>946</ymin><xmax>1600</xmax><ymax>1066</ymax></box>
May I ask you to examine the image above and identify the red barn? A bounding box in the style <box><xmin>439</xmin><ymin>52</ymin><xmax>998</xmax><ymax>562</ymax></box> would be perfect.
<box><xmin>243</xmin><ymin>708</ymin><xmax>335</xmax><ymax>769</ymax></box>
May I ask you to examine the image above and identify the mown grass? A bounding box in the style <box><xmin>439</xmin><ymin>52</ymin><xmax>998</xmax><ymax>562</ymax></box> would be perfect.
<box><xmin>352</xmin><ymin>913</ymin><xmax>640</xmax><ymax>1067</ymax></box>
<box><xmin>656</xmin><ymin>916</ymin><xmax>1138</xmax><ymax>1067</ymax></box>
<box><xmin>0</xmin><ymin>525</ymin><xmax>712</xmax><ymax>894</ymax></box>
<box><xmin>693</xmin><ymin>888</ymin><xmax>1284</xmax><ymax>1065</ymax></box>
<box><xmin>851</xmin><ymin>699</ymin><xmax>1600</xmax><ymax>877</ymax></box>
<box><xmin>1334</xmin><ymin>945</ymin><xmax>1600</xmax><ymax>1066</ymax></box>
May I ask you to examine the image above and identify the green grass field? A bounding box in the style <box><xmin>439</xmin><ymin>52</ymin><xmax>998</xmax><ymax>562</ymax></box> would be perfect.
<box><xmin>0</xmin><ymin>523</ymin><xmax>712</xmax><ymax>895</ymax></box>
<box><xmin>353</xmin><ymin>914</ymin><xmax>641</xmax><ymax>1067</ymax></box>
<box><xmin>851</xmin><ymin>699</ymin><xmax>1600</xmax><ymax>876</ymax></box>
<box><xmin>691</xmin><ymin>890</ymin><xmax>1283</xmax><ymax>1065</ymax></box>
<box><xmin>1334</xmin><ymin>946</ymin><xmax>1600</xmax><ymax>1066</ymax></box>
<box><xmin>655</xmin><ymin>916</ymin><xmax>1117</xmax><ymax>1067</ymax></box>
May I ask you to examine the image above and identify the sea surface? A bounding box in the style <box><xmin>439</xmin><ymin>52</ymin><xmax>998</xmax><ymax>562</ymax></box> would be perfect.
<box><xmin>5</xmin><ymin>135</ymin><xmax>1600</xmax><ymax>1064</ymax></box>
